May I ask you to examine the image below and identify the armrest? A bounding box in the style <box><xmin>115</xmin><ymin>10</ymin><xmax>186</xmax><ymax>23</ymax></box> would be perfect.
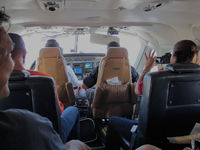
<box><xmin>130</xmin><ymin>83</ymin><xmax>137</xmax><ymax>105</ymax></box>
<box><xmin>65</xmin><ymin>82</ymin><xmax>76</xmax><ymax>106</ymax></box>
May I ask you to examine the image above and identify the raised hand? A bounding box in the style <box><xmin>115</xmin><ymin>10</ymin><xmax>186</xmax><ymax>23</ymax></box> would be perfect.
<box><xmin>144</xmin><ymin>49</ymin><xmax>157</xmax><ymax>72</ymax></box>
<box><xmin>65</xmin><ymin>140</ymin><xmax>91</xmax><ymax>150</ymax></box>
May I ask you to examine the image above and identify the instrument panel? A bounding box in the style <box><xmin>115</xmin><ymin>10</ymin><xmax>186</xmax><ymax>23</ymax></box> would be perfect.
<box><xmin>63</xmin><ymin>53</ymin><xmax>105</xmax><ymax>80</ymax></box>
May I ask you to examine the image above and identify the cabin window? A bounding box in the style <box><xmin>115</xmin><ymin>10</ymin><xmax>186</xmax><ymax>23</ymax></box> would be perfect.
<box><xmin>23</xmin><ymin>32</ymin><xmax>142</xmax><ymax>69</ymax></box>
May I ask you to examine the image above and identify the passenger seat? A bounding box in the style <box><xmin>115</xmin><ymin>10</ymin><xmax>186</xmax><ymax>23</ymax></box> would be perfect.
<box><xmin>131</xmin><ymin>63</ymin><xmax>200</xmax><ymax>149</ymax></box>
<box><xmin>0</xmin><ymin>70</ymin><xmax>62</xmax><ymax>137</ymax></box>
<box><xmin>92</xmin><ymin>47</ymin><xmax>137</xmax><ymax>119</ymax></box>
<box><xmin>37</xmin><ymin>47</ymin><xmax>75</xmax><ymax>108</ymax></box>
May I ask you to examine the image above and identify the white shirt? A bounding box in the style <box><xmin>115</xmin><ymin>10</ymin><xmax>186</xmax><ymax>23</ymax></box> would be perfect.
<box><xmin>66</xmin><ymin>65</ymin><xmax>82</xmax><ymax>88</ymax></box>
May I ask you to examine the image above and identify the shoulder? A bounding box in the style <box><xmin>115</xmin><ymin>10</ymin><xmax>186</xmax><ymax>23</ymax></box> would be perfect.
<box><xmin>0</xmin><ymin>109</ymin><xmax>52</xmax><ymax>129</ymax></box>
<box><xmin>26</xmin><ymin>69</ymin><xmax>51</xmax><ymax>77</ymax></box>
<box><xmin>0</xmin><ymin>109</ymin><xmax>66</xmax><ymax>150</ymax></box>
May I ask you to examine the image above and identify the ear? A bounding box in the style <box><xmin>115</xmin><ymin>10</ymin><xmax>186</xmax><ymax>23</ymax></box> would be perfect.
<box><xmin>22</xmin><ymin>51</ymin><xmax>27</xmax><ymax>64</ymax></box>
<box><xmin>192</xmin><ymin>53</ymin><xmax>198</xmax><ymax>64</ymax></box>
<box><xmin>170</xmin><ymin>55</ymin><xmax>176</xmax><ymax>64</ymax></box>
<box><xmin>191</xmin><ymin>46</ymin><xmax>198</xmax><ymax>64</ymax></box>
<box><xmin>23</xmin><ymin>51</ymin><xmax>27</xmax><ymax>57</ymax></box>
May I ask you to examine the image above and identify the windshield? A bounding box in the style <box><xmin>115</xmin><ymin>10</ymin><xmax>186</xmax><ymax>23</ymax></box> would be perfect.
<box><xmin>23</xmin><ymin>32</ymin><xmax>142</xmax><ymax>69</ymax></box>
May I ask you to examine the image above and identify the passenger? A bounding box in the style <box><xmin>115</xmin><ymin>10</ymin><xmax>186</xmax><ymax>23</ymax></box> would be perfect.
<box><xmin>135</xmin><ymin>40</ymin><xmax>198</xmax><ymax>95</ymax></box>
<box><xmin>9</xmin><ymin>34</ymin><xmax>64</xmax><ymax>114</ymax></box>
<box><xmin>0</xmin><ymin>10</ymin><xmax>90</xmax><ymax>150</ymax></box>
<box><xmin>8</xmin><ymin>33</ymin><xmax>80</xmax><ymax>143</ymax></box>
<box><xmin>82</xmin><ymin>41</ymin><xmax>139</xmax><ymax>89</ymax></box>
<box><xmin>106</xmin><ymin>40</ymin><xmax>198</xmax><ymax>150</ymax></box>
<box><xmin>45</xmin><ymin>39</ymin><xmax>82</xmax><ymax>88</ymax></box>
<box><xmin>82</xmin><ymin>41</ymin><xmax>139</xmax><ymax>103</ymax></box>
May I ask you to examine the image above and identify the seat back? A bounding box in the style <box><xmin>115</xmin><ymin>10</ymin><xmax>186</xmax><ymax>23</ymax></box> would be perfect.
<box><xmin>37</xmin><ymin>47</ymin><xmax>75</xmax><ymax>108</ymax></box>
<box><xmin>0</xmin><ymin>70</ymin><xmax>62</xmax><ymax>136</ymax></box>
<box><xmin>37</xmin><ymin>47</ymin><xmax>68</xmax><ymax>86</ymax></box>
<box><xmin>135</xmin><ymin>63</ymin><xmax>200</xmax><ymax>149</ymax></box>
<box><xmin>97</xmin><ymin>47</ymin><xmax>131</xmax><ymax>85</ymax></box>
<box><xmin>92</xmin><ymin>47</ymin><xmax>137</xmax><ymax>118</ymax></box>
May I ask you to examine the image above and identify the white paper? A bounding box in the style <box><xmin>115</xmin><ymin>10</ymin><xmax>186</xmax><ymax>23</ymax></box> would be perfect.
<box><xmin>106</xmin><ymin>77</ymin><xmax>121</xmax><ymax>85</ymax></box>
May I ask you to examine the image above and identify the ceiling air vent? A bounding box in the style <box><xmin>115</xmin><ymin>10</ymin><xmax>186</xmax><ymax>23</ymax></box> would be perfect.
<box><xmin>37</xmin><ymin>0</ymin><xmax>65</xmax><ymax>12</ymax></box>
<box><xmin>143</xmin><ymin>2</ymin><xmax>163</xmax><ymax>12</ymax></box>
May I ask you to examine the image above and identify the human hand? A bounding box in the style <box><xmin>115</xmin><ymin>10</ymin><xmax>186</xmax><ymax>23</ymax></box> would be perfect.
<box><xmin>144</xmin><ymin>50</ymin><xmax>157</xmax><ymax>72</ymax></box>
<box><xmin>81</xmin><ymin>84</ymin><xmax>88</xmax><ymax>89</ymax></box>
<box><xmin>183</xmin><ymin>147</ymin><xmax>192</xmax><ymax>150</ymax></box>
<box><xmin>136</xmin><ymin>144</ymin><xmax>161</xmax><ymax>150</ymax></box>
<box><xmin>65</xmin><ymin>140</ymin><xmax>91</xmax><ymax>150</ymax></box>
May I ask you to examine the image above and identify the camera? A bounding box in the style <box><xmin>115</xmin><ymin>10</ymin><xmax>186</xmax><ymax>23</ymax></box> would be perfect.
<box><xmin>156</xmin><ymin>52</ymin><xmax>171</xmax><ymax>64</ymax></box>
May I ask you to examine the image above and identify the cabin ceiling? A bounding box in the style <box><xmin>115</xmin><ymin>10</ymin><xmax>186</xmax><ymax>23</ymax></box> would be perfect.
<box><xmin>2</xmin><ymin>0</ymin><xmax>200</xmax><ymax>26</ymax></box>
<box><xmin>1</xmin><ymin>0</ymin><xmax>200</xmax><ymax>49</ymax></box>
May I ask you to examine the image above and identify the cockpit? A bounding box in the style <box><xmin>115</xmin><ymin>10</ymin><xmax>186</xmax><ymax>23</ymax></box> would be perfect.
<box><xmin>64</xmin><ymin>53</ymin><xmax>105</xmax><ymax>80</ymax></box>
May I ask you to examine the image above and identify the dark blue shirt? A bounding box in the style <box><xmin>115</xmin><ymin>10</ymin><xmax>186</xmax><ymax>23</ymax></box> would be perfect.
<box><xmin>83</xmin><ymin>65</ymin><xmax>139</xmax><ymax>88</ymax></box>
<box><xmin>0</xmin><ymin>109</ymin><xmax>67</xmax><ymax>150</ymax></box>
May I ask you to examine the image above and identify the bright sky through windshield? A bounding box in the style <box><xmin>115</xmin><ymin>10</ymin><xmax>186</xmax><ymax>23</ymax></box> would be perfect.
<box><xmin>23</xmin><ymin>33</ymin><xmax>141</xmax><ymax>69</ymax></box>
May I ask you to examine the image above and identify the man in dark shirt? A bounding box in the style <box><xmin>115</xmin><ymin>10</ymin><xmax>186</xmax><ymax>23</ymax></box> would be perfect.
<box><xmin>83</xmin><ymin>65</ymin><xmax>139</xmax><ymax>89</ymax></box>
<box><xmin>0</xmin><ymin>9</ymin><xmax>90</xmax><ymax>150</ymax></box>
<box><xmin>82</xmin><ymin>41</ymin><xmax>139</xmax><ymax>89</ymax></box>
<box><xmin>82</xmin><ymin>41</ymin><xmax>139</xmax><ymax>103</ymax></box>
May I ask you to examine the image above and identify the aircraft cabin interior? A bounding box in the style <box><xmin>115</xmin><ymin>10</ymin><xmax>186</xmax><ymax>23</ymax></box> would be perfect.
<box><xmin>1</xmin><ymin>0</ymin><xmax>200</xmax><ymax>149</ymax></box>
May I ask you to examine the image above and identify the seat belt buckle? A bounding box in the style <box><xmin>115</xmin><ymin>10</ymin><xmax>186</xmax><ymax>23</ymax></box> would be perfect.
<box><xmin>130</xmin><ymin>125</ymin><xmax>138</xmax><ymax>133</ymax></box>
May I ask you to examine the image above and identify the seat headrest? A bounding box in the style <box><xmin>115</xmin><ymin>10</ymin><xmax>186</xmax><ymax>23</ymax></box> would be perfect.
<box><xmin>9</xmin><ymin>70</ymin><xmax>30</xmax><ymax>81</ymax></box>
<box><xmin>39</xmin><ymin>48</ymin><xmax>62</xmax><ymax>58</ymax></box>
<box><xmin>107</xmin><ymin>47</ymin><xmax>128</xmax><ymax>58</ymax></box>
<box><xmin>165</xmin><ymin>63</ymin><xmax>200</xmax><ymax>73</ymax></box>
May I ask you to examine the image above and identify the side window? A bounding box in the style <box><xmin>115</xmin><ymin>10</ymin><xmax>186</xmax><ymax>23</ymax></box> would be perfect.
<box><xmin>119</xmin><ymin>32</ymin><xmax>142</xmax><ymax>67</ymax></box>
<box><xmin>134</xmin><ymin>43</ymin><xmax>158</xmax><ymax>74</ymax></box>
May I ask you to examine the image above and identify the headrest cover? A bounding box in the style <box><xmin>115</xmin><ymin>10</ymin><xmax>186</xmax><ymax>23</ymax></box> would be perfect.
<box><xmin>107</xmin><ymin>47</ymin><xmax>128</xmax><ymax>58</ymax></box>
<box><xmin>165</xmin><ymin>63</ymin><xmax>200</xmax><ymax>73</ymax></box>
<box><xmin>39</xmin><ymin>48</ymin><xmax>62</xmax><ymax>58</ymax></box>
<box><xmin>9</xmin><ymin>70</ymin><xmax>30</xmax><ymax>81</ymax></box>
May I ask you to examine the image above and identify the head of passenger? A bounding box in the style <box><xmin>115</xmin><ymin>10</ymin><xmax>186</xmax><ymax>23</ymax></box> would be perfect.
<box><xmin>107</xmin><ymin>41</ymin><xmax>120</xmax><ymax>50</ymax></box>
<box><xmin>45</xmin><ymin>39</ymin><xmax>63</xmax><ymax>54</ymax></box>
<box><xmin>170</xmin><ymin>40</ymin><xmax>198</xmax><ymax>64</ymax></box>
<box><xmin>8</xmin><ymin>33</ymin><xmax>26</xmax><ymax>70</ymax></box>
<box><xmin>0</xmin><ymin>11</ymin><xmax>14</xmax><ymax>99</ymax></box>
<box><xmin>45</xmin><ymin>39</ymin><xmax>59</xmax><ymax>47</ymax></box>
